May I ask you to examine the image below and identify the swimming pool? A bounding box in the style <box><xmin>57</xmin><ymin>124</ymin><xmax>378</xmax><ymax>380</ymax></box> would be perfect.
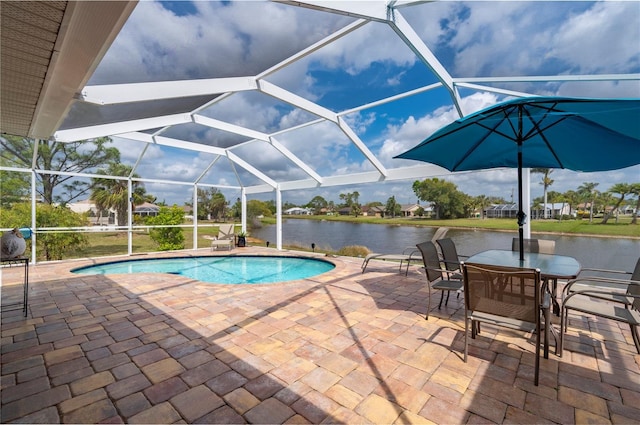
<box><xmin>71</xmin><ymin>255</ymin><xmax>335</xmax><ymax>284</ymax></box>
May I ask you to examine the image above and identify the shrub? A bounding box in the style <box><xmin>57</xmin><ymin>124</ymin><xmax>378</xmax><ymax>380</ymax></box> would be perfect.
<box><xmin>337</xmin><ymin>245</ymin><xmax>371</xmax><ymax>257</ymax></box>
<box><xmin>146</xmin><ymin>206</ymin><xmax>185</xmax><ymax>250</ymax></box>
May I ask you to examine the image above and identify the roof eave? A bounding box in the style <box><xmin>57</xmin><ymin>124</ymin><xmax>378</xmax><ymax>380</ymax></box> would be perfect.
<box><xmin>29</xmin><ymin>1</ymin><xmax>138</xmax><ymax>140</ymax></box>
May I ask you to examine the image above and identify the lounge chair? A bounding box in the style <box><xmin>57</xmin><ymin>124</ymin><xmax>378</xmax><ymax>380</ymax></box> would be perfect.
<box><xmin>360</xmin><ymin>247</ymin><xmax>421</xmax><ymax>275</ymax></box>
<box><xmin>208</xmin><ymin>224</ymin><xmax>235</xmax><ymax>251</ymax></box>
<box><xmin>361</xmin><ymin>227</ymin><xmax>449</xmax><ymax>275</ymax></box>
<box><xmin>416</xmin><ymin>241</ymin><xmax>464</xmax><ymax>319</ymax></box>
<box><xmin>462</xmin><ymin>262</ymin><xmax>549</xmax><ymax>386</ymax></box>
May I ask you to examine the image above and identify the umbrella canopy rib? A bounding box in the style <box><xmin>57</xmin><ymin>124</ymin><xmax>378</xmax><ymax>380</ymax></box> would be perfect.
<box><xmin>453</xmin><ymin>115</ymin><xmax>510</xmax><ymax>172</ymax></box>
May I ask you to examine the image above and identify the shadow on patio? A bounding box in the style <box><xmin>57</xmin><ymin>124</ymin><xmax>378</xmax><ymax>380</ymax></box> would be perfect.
<box><xmin>2</xmin><ymin>250</ymin><xmax>639</xmax><ymax>423</ymax></box>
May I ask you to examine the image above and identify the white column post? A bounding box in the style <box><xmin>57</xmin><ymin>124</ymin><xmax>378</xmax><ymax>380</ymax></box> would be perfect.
<box><xmin>193</xmin><ymin>185</ymin><xmax>198</xmax><ymax>250</ymax></box>
<box><xmin>30</xmin><ymin>170</ymin><xmax>37</xmax><ymax>264</ymax></box>
<box><xmin>276</xmin><ymin>187</ymin><xmax>282</xmax><ymax>250</ymax></box>
<box><xmin>523</xmin><ymin>168</ymin><xmax>531</xmax><ymax>239</ymax></box>
<box><xmin>241</xmin><ymin>188</ymin><xmax>247</xmax><ymax>234</ymax></box>
<box><xmin>128</xmin><ymin>180</ymin><xmax>133</xmax><ymax>255</ymax></box>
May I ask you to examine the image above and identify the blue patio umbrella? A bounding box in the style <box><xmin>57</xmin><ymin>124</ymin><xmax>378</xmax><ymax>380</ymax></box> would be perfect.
<box><xmin>395</xmin><ymin>96</ymin><xmax>640</xmax><ymax>261</ymax></box>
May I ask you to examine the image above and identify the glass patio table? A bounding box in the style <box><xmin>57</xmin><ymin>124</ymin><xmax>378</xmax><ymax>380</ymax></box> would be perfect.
<box><xmin>465</xmin><ymin>249</ymin><xmax>581</xmax><ymax>280</ymax></box>
<box><xmin>464</xmin><ymin>249</ymin><xmax>581</xmax><ymax>356</ymax></box>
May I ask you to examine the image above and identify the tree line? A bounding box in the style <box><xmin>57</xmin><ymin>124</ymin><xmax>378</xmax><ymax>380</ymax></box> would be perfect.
<box><xmin>301</xmin><ymin>175</ymin><xmax>640</xmax><ymax>224</ymax></box>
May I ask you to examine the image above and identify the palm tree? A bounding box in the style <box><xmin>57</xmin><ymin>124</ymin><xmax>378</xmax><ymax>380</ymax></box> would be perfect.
<box><xmin>91</xmin><ymin>163</ymin><xmax>148</xmax><ymax>227</ymax></box>
<box><xmin>629</xmin><ymin>183</ymin><xmax>640</xmax><ymax>225</ymax></box>
<box><xmin>577</xmin><ymin>182</ymin><xmax>599</xmax><ymax>222</ymax></box>
<box><xmin>475</xmin><ymin>194</ymin><xmax>489</xmax><ymax>219</ymax></box>
<box><xmin>532</xmin><ymin>168</ymin><xmax>553</xmax><ymax>219</ymax></box>
<box><xmin>546</xmin><ymin>191</ymin><xmax>565</xmax><ymax>221</ymax></box>
<box><xmin>563</xmin><ymin>190</ymin><xmax>580</xmax><ymax>219</ymax></box>
<box><xmin>601</xmin><ymin>183</ymin><xmax>632</xmax><ymax>224</ymax></box>
<box><xmin>597</xmin><ymin>191</ymin><xmax>614</xmax><ymax>220</ymax></box>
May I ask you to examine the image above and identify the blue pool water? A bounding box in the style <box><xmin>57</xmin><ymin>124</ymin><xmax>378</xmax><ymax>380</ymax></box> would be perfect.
<box><xmin>71</xmin><ymin>256</ymin><xmax>335</xmax><ymax>284</ymax></box>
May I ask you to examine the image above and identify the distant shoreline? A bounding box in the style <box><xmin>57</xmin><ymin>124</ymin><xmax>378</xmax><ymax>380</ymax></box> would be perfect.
<box><xmin>265</xmin><ymin>215</ymin><xmax>640</xmax><ymax>240</ymax></box>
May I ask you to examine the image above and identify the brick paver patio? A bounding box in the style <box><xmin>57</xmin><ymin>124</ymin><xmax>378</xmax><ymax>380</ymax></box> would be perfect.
<box><xmin>2</xmin><ymin>247</ymin><xmax>639</xmax><ymax>423</ymax></box>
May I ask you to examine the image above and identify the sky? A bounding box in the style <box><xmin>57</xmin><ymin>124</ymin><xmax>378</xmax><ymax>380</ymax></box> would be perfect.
<box><xmin>82</xmin><ymin>0</ymin><xmax>640</xmax><ymax>207</ymax></box>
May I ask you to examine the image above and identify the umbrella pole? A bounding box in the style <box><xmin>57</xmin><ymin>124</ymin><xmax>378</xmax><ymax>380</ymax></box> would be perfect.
<box><xmin>517</xmin><ymin>107</ymin><xmax>525</xmax><ymax>262</ymax></box>
<box><xmin>517</xmin><ymin>164</ymin><xmax>525</xmax><ymax>262</ymax></box>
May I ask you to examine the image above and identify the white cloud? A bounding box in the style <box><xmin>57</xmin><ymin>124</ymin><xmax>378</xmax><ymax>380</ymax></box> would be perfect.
<box><xmin>91</xmin><ymin>1</ymin><xmax>350</xmax><ymax>84</ymax></box>
<box><xmin>425</xmin><ymin>1</ymin><xmax>639</xmax><ymax>91</ymax></box>
<box><xmin>547</xmin><ymin>2</ymin><xmax>640</xmax><ymax>73</ymax></box>
<box><xmin>316</xmin><ymin>22</ymin><xmax>418</xmax><ymax>76</ymax></box>
<box><xmin>377</xmin><ymin>92</ymin><xmax>500</xmax><ymax>165</ymax></box>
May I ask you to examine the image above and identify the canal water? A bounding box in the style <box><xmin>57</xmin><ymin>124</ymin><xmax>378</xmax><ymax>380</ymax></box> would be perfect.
<box><xmin>250</xmin><ymin>219</ymin><xmax>640</xmax><ymax>272</ymax></box>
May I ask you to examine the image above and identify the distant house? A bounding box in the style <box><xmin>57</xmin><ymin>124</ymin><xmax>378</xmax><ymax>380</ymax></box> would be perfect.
<box><xmin>180</xmin><ymin>205</ymin><xmax>194</xmax><ymax>220</ymax></box>
<box><xmin>420</xmin><ymin>205</ymin><xmax>435</xmax><ymax>218</ymax></box>
<box><xmin>485</xmin><ymin>204</ymin><xmax>519</xmax><ymax>219</ymax></box>
<box><xmin>363</xmin><ymin>205</ymin><xmax>385</xmax><ymax>217</ymax></box>
<box><xmin>67</xmin><ymin>199</ymin><xmax>115</xmax><ymax>225</ymax></box>
<box><xmin>284</xmin><ymin>207</ymin><xmax>312</xmax><ymax>215</ymax></box>
<box><xmin>531</xmin><ymin>203</ymin><xmax>571</xmax><ymax>219</ymax></box>
<box><xmin>133</xmin><ymin>202</ymin><xmax>160</xmax><ymax>217</ymax></box>
<box><xmin>68</xmin><ymin>199</ymin><xmax>161</xmax><ymax>225</ymax></box>
<box><xmin>400</xmin><ymin>204</ymin><xmax>421</xmax><ymax>217</ymax></box>
<box><xmin>67</xmin><ymin>199</ymin><xmax>95</xmax><ymax>215</ymax></box>
<box><xmin>318</xmin><ymin>207</ymin><xmax>335</xmax><ymax>215</ymax></box>
<box><xmin>621</xmin><ymin>205</ymin><xmax>636</xmax><ymax>215</ymax></box>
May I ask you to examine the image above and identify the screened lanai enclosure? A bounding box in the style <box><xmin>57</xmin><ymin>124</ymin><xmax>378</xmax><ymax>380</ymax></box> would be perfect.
<box><xmin>1</xmin><ymin>1</ymin><xmax>639</xmax><ymax>262</ymax></box>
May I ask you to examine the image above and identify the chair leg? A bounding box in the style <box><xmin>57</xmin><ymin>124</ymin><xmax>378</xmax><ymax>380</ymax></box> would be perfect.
<box><xmin>437</xmin><ymin>291</ymin><xmax>445</xmax><ymax>309</ymax></box>
<box><xmin>534</xmin><ymin>324</ymin><xmax>540</xmax><ymax>386</ymax></box>
<box><xmin>444</xmin><ymin>290</ymin><xmax>451</xmax><ymax>306</ymax></box>
<box><xmin>559</xmin><ymin>306</ymin><xmax>567</xmax><ymax>357</ymax></box>
<box><xmin>425</xmin><ymin>286</ymin><xmax>432</xmax><ymax>320</ymax></box>
<box><xmin>631</xmin><ymin>324</ymin><xmax>640</xmax><ymax>354</ymax></box>
<box><xmin>543</xmin><ymin>307</ymin><xmax>550</xmax><ymax>359</ymax></box>
<box><xmin>551</xmin><ymin>278</ymin><xmax>560</xmax><ymax>315</ymax></box>
<box><xmin>464</xmin><ymin>317</ymin><xmax>469</xmax><ymax>362</ymax></box>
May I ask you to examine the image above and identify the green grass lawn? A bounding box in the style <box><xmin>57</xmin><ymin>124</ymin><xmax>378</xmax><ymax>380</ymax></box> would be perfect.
<box><xmin>73</xmin><ymin>225</ymin><xmax>238</xmax><ymax>260</ymax></box>
<box><xmin>271</xmin><ymin>214</ymin><xmax>640</xmax><ymax>238</ymax></box>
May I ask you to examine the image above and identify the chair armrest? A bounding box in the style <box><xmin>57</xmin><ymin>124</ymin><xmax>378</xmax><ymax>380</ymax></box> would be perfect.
<box><xmin>422</xmin><ymin>265</ymin><xmax>458</xmax><ymax>276</ymax></box>
<box><xmin>563</xmin><ymin>279</ymin><xmax>640</xmax><ymax>303</ymax></box>
<box><xmin>562</xmin><ymin>277</ymin><xmax>637</xmax><ymax>296</ymax></box>
<box><xmin>564</xmin><ymin>288</ymin><xmax>640</xmax><ymax>305</ymax></box>
<box><xmin>578</xmin><ymin>267</ymin><xmax>632</xmax><ymax>278</ymax></box>
<box><xmin>403</xmin><ymin>247</ymin><xmax>419</xmax><ymax>256</ymax></box>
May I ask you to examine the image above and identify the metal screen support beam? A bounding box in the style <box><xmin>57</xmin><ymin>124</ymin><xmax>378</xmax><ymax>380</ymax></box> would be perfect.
<box><xmin>276</xmin><ymin>188</ymin><xmax>282</xmax><ymax>251</ymax></box>
<box><xmin>241</xmin><ymin>188</ymin><xmax>247</xmax><ymax>236</ymax></box>
<box><xmin>31</xmin><ymin>170</ymin><xmax>37</xmax><ymax>264</ymax></box>
<box><xmin>193</xmin><ymin>184</ymin><xmax>198</xmax><ymax>250</ymax></box>
<box><xmin>128</xmin><ymin>180</ymin><xmax>133</xmax><ymax>256</ymax></box>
